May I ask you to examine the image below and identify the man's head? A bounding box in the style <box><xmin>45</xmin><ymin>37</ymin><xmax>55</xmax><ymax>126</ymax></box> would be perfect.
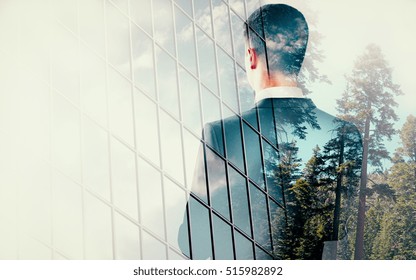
<box><xmin>244</xmin><ymin>4</ymin><xmax>309</xmax><ymax>89</ymax></box>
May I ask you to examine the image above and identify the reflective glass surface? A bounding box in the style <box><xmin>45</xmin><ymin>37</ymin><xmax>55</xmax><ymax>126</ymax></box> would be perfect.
<box><xmin>234</xmin><ymin>230</ymin><xmax>254</xmax><ymax>260</ymax></box>
<box><xmin>159</xmin><ymin>111</ymin><xmax>185</xmax><ymax>185</ymax></box>
<box><xmin>205</xmin><ymin>147</ymin><xmax>229</xmax><ymax>220</ymax></box>
<box><xmin>138</xmin><ymin>158</ymin><xmax>165</xmax><ymax>239</ymax></box>
<box><xmin>0</xmin><ymin>0</ymin><xmax>363</xmax><ymax>261</ymax></box>
<box><xmin>110</xmin><ymin>138</ymin><xmax>138</xmax><ymax>221</ymax></box>
<box><xmin>217</xmin><ymin>48</ymin><xmax>239</xmax><ymax>113</ymax></box>
<box><xmin>156</xmin><ymin>47</ymin><xmax>180</xmax><ymax>118</ymax></box>
<box><xmin>134</xmin><ymin>89</ymin><xmax>160</xmax><ymax>166</ymax></box>
<box><xmin>196</xmin><ymin>28</ymin><xmax>218</xmax><ymax>95</ymax></box>
<box><xmin>130</xmin><ymin>0</ymin><xmax>152</xmax><ymax>34</ymax></box>
<box><xmin>84</xmin><ymin>193</ymin><xmax>113</xmax><ymax>259</ymax></box>
<box><xmin>243</xmin><ymin>123</ymin><xmax>264</xmax><ymax>188</ymax></box>
<box><xmin>132</xmin><ymin>26</ymin><xmax>156</xmax><ymax>98</ymax></box>
<box><xmin>153</xmin><ymin>0</ymin><xmax>175</xmax><ymax>55</ymax></box>
<box><xmin>213</xmin><ymin>214</ymin><xmax>234</xmax><ymax>259</ymax></box>
<box><xmin>179</xmin><ymin>67</ymin><xmax>202</xmax><ymax>134</ymax></box>
<box><xmin>212</xmin><ymin>0</ymin><xmax>232</xmax><ymax>54</ymax></box>
<box><xmin>107</xmin><ymin>67</ymin><xmax>135</xmax><ymax>146</ymax></box>
<box><xmin>114</xmin><ymin>212</ymin><xmax>140</xmax><ymax>259</ymax></box>
<box><xmin>82</xmin><ymin>117</ymin><xmax>111</xmax><ymax>200</ymax></box>
<box><xmin>175</xmin><ymin>6</ymin><xmax>197</xmax><ymax>75</ymax></box>
<box><xmin>249</xmin><ymin>183</ymin><xmax>272</xmax><ymax>252</ymax></box>
<box><xmin>106</xmin><ymin>2</ymin><xmax>131</xmax><ymax>77</ymax></box>
<box><xmin>189</xmin><ymin>197</ymin><xmax>212</xmax><ymax>260</ymax></box>
<box><xmin>228</xmin><ymin>166</ymin><xmax>251</xmax><ymax>236</ymax></box>
<box><xmin>194</xmin><ymin>0</ymin><xmax>213</xmax><ymax>36</ymax></box>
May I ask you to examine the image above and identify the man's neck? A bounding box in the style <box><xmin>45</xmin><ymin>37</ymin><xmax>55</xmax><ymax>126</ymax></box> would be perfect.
<box><xmin>254</xmin><ymin>70</ymin><xmax>298</xmax><ymax>92</ymax></box>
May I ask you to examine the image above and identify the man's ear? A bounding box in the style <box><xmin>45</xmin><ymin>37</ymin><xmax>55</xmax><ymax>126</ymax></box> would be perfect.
<box><xmin>247</xmin><ymin>48</ymin><xmax>258</xmax><ymax>70</ymax></box>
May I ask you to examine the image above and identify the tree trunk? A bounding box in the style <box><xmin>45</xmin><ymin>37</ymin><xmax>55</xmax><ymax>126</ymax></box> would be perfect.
<box><xmin>354</xmin><ymin>114</ymin><xmax>371</xmax><ymax>260</ymax></box>
<box><xmin>330</xmin><ymin>128</ymin><xmax>345</xmax><ymax>258</ymax></box>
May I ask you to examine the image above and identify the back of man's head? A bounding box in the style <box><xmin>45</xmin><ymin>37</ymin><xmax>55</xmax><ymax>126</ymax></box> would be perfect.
<box><xmin>244</xmin><ymin>4</ymin><xmax>309</xmax><ymax>76</ymax></box>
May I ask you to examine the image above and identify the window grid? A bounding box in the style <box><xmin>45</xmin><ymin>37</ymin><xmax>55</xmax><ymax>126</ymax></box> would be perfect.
<box><xmin>2</xmin><ymin>0</ymin><xmax>293</xmax><ymax>260</ymax></box>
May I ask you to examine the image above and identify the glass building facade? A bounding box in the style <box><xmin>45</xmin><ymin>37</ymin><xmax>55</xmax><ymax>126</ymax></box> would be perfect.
<box><xmin>0</xmin><ymin>0</ymin><xmax>356</xmax><ymax>260</ymax></box>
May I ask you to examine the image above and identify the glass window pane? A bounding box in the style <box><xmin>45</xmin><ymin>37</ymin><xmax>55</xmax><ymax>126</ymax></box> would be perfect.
<box><xmin>159</xmin><ymin>111</ymin><xmax>185</xmax><ymax>185</ymax></box>
<box><xmin>179</xmin><ymin>68</ymin><xmax>202</xmax><ymax>134</ymax></box>
<box><xmin>237</xmin><ymin>65</ymin><xmax>255</xmax><ymax>114</ymax></box>
<box><xmin>80</xmin><ymin>45</ymin><xmax>108</xmax><ymax>127</ymax></box>
<box><xmin>255</xmin><ymin>246</ymin><xmax>273</xmax><ymax>260</ymax></box>
<box><xmin>194</xmin><ymin>0</ymin><xmax>212</xmax><ymax>36</ymax></box>
<box><xmin>218</xmin><ymin>48</ymin><xmax>239</xmax><ymax>113</ymax></box>
<box><xmin>82</xmin><ymin>117</ymin><xmax>111</xmax><ymax>201</ymax></box>
<box><xmin>134</xmin><ymin>89</ymin><xmax>160</xmax><ymax>166</ymax></box>
<box><xmin>130</xmin><ymin>0</ymin><xmax>152</xmax><ymax>34</ymax></box>
<box><xmin>110</xmin><ymin>0</ymin><xmax>128</xmax><ymax>13</ymax></box>
<box><xmin>206</xmin><ymin>147</ymin><xmax>229</xmax><ymax>220</ymax></box>
<box><xmin>234</xmin><ymin>230</ymin><xmax>254</xmax><ymax>260</ymax></box>
<box><xmin>189</xmin><ymin>197</ymin><xmax>212</xmax><ymax>260</ymax></box>
<box><xmin>79</xmin><ymin>0</ymin><xmax>105</xmax><ymax>57</ymax></box>
<box><xmin>50</xmin><ymin>24</ymin><xmax>80</xmax><ymax>105</ymax></box>
<box><xmin>156</xmin><ymin>47</ymin><xmax>180</xmax><ymax>118</ymax></box>
<box><xmin>50</xmin><ymin>0</ymin><xmax>77</xmax><ymax>32</ymax></box>
<box><xmin>84</xmin><ymin>193</ymin><xmax>113</xmax><ymax>259</ymax></box>
<box><xmin>18</xmin><ymin>162</ymin><xmax>51</xmax><ymax>245</ymax></box>
<box><xmin>229</xmin><ymin>0</ymin><xmax>246</xmax><ymax>20</ymax></box>
<box><xmin>169</xmin><ymin>248</ymin><xmax>188</xmax><ymax>260</ymax></box>
<box><xmin>106</xmin><ymin>2</ymin><xmax>131</xmax><ymax>77</ymax></box>
<box><xmin>213</xmin><ymin>214</ymin><xmax>234</xmax><ymax>259</ymax></box>
<box><xmin>138</xmin><ymin>158</ymin><xmax>165</xmax><ymax>239</ymax></box>
<box><xmin>196</xmin><ymin>28</ymin><xmax>218</xmax><ymax>95</ymax></box>
<box><xmin>52</xmin><ymin>172</ymin><xmax>83</xmax><ymax>259</ymax></box>
<box><xmin>175</xmin><ymin>7</ymin><xmax>197</xmax><ymax>75</ymax></box>
<box><xmin>269</xmin><ymin>199</ymin><xmax>285</xmax><ymax>255</ymax></box>
<box><xmin>182</xmin><ymin>129</ymin><xmax>204</xmax><ymax>194</ymax></box>
<box><xmin>201</xmin><ymin>87</ymin><xmax>225</xmax><ymax>156</ymax></box>
<box><xmin>224</xmin><ymin>115</ymin><xmax>245</xmax><ymax>172</ymax></box>
<box><xmin>107</xmin><ymin>67</ymin><xmax>135</xmax><ymax>146</ymax></box>
<box><xmin>142</xmin><ymin>230</ymin><xmax>167</xmax><ymax>260</ymax></box>
<box><xmin>52</xmin><ymin>93</ymin><xmax>81</xmax><ymax>181</ymax></box>
<box><xmin>243</xmin><ymin>123</ymin><xmax>264</xmax><ymax>187</ymax></box>
<box><xmin>174</xmin><ymin>0</ymin><xmax>192</xmax><ymax>17</ymax></box>
<box><xmin>212</xmin><ymin>0</ymin><xmax>232</xmax><ymax>54</ymax></box>
<box><xmin>202</xmin><ymin>86</ymin><xmax>222</xmax><ymax>125</ymax></box>
<box><xmin>110</xmin><ymin>138</ymin><xmax>138</xmax><ymax>221</ymax></box>
<box><xmin>19</xmin><ymin>237</ymin><xmax>52</xmax><ymax>260</ymax></box>
<box><xmin>17</xmin><ymin>76</ymin><xmax>50</xmax><ymax>159</ymax></box>
<box><xmin>229</xmin><ymin>166</ymin><xmax>251</xmax><ymax>236</ymax></box>
<box><xmin>259</xmin><ymin>107</ymin><xmax>277</xmax><ymax>145</ymax></box>
<box><xmin>164</xmin><ymin>177</ymin><xmax>188</xmax><ymax>252</ymax></box>
<box><xmin>231</xmin><ymin>11</ymin><xmax>246</xmax><ymax>67</ymax></box>
<box><xmin>114</xmin><ymin>212</ymin><xmax>140</xmax><ymax>259</ymax></box>
<box><xmin>246</xmin><ymin>0</ymin><xmax>261</xmax><ymax>18</ymax></box>
<box><xmin>53</xmin><ymin>253</ymin><xmax>68</xmax><ymax>260</ymax></box>
<box><xmin>0</xmin><ymin>222</ymin><xmax>17</xmax><ymax>259</ymax></box>
<box><xmin>153</xmin><ymin>0</ymin><xmax>175</xmax><ymax>55</ymax></box>
<box><xmin>177</xmin><ymin>202</ymin><xmax>190</xmax><ymax>258</ymax></box>
<box><xmin>263</xmin><ymin>139</ymin><xmax>284</xmax><ymax>204</ymax></box>
<box><xmin>18</xmin><ymin>6</ymin><xmax>50</xmax><ymax>84</ymax></box>
<box><xmin>132</xmin><ymin>25</ymin><xmax>156</xmax><ymax>98</ymax></box>
<box><xmin>250</xmin><ymin>183</ymin><xmax>272</xmax><ymax>252</ymax></box>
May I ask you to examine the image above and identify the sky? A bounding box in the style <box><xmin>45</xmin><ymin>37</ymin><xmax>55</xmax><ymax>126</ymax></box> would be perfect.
<box><xmin>265</xmin><ymin>0</ymin><xmax>416</xmax><ymax>164</ymax></box>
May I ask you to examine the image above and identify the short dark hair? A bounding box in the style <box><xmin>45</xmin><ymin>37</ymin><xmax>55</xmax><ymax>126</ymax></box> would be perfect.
<box><xmin>244</xmin><ymin>4</ymin><xmax>309</xmax><ymax>76</ymax></box>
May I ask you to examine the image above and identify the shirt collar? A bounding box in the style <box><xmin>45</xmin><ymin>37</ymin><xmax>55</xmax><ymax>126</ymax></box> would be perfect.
<box><xmin>255</xmin><ymin>86</ymin><xmax>304</xmax><ymax>103</ymax></box>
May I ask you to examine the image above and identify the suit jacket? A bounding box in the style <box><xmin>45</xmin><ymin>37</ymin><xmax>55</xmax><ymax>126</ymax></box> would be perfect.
<box><xmin>178</xmin><ymin>98</ymin><xmax>362</xmax><ymax>260</ymax></box>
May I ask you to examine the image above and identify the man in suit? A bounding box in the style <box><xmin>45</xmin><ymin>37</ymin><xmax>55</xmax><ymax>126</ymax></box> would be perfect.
<box><xmin>178</xmin><ymin>4</ymin><xmax>362</xmax><ymax>260</ymax></box>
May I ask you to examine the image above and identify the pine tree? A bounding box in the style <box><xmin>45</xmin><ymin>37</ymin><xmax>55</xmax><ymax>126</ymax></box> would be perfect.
<box><xmin>336</xmin><ymin>44</ymin><xmax>402</xmax><ymax>259</ymax></box>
